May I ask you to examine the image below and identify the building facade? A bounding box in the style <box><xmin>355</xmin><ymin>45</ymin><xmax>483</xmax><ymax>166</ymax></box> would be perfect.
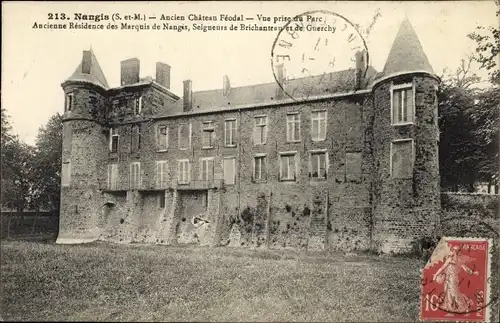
<box><xmin>57</xmin><ymin>19</ymin><xmax>441</xmax><ymax>253</ymax></box>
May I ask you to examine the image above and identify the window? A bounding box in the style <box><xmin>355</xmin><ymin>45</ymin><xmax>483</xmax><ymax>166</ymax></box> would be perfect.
<box><xmin>159</xmin><ymin>194</ymin><xmax>166</xmax><ymax>208</ymax></box>
<box><xmin>178</xmin><ymin>159</ymin><xmax>191</xmax><ymax>184</ymax></box>
<box><xmin>178</xmin><ymin>123</ymin><xmax>191</xmax><ymax>150</ymax></box>
<box><xmin>134</xmin><ymin>96</ymin><xmax>143</xmax><ymax>115</ymax></box>
<box><xmin>112</xmin><ymin>99</ymin><xmax>120</xmax><ymax>111</ymax></box>
<box><xmin>109</xmin><ymin>128</ymin><xmax>119</xmax><ymax>153</ymax></box>
<box><xmin>279</xmin><ymin>152</ymin><xmax>297</xmax><ymax>181</ymax></box>
<box><xmin>286</xmin><ymin>113</ymin><xmax>301</xmax><ymax>142</ymax></box>
<box><xmin>345</xmin><ymin>152</ymin><xmax>362</xmax><ymax>182</ymax></box>
<box><xmin>202</xmin><ymin>121</ymin><xmax>215</xmax><ymax>148</ymax></box>
<box><xmin>131</xmin><ymin>124</ymin><xmax>141</xmax><ymax>152</ymax></box>
<box><xmin>201</xmin><ymin>191</ymin><xmax>209</xmax><ymax>210</ymax></box>
<box><xmin>65</xmin><ymin>93</ymin><xmax>73</xmax><ymax>112</ymax></box>
<box><xmin>311</xmin><ymin>111</ymin><xmax>327</xmax><ymax>141</ymax></box>
<box><xmin>391</xmin><ymin>140</ymin><xmax>414</xmax><ymax>179</ymax></box>
<box><xmin>254</xmin><ymin>116</ymin><xmax>268</xmax><ymax>145</ymax></box>
<box><xmin>157</xmin><ymin>125</ymin><xmax>168</xmax><ymax>151</ymax></box>
<box><xmin>61</xmin><ymin>161</ymin><xmax>71</xmax><ymax>187</ymax></box>
<box><xmin>224</xmin><ymin>119</ymin><xmax>237</xmax><ymax>147</ymax></box>
<box><xmin>199</xmin><ymin>157</ymin><xmax>214</xmax><ymax>181</ymax></box>
<box><xmin>310</xmin><ymin>151</ymin><xmax>327</xmax><ymax>179</ymax></box>
<box><xmin>89</xmin><ymin>95</ymin><xmax>97</xmax><ymax>106</ymax></box>
<box><xmin>129</xmin><ymin>162</ymin><xmax>141</xmax><ymax>189</ymax></box>
<box><xmin>156</xmin><ymin>161</ymin><xmax>168</xmax><ymax>188</ymax></box>
<box><xmin>107</xmin><ymin>164</ymin><xmax>118</xmax><ymax>190</ymax></box>
<box><xmin>223</xmin><ymin>157</ymin><xmax>236</xmax><ymax>185</ymax></box>
<box><xmin>253</xmin><ymin>155</ymin><xmax>267</xmax><ymax>181</ymax></box>
<box><xmin>392</xmin><ymin>83</ymin><xmax>414</xmax><ymax>124</ymax></box>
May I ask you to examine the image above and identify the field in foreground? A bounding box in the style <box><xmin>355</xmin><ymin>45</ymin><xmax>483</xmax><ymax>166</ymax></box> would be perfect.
<box><xmin>1</xmin><ymin>241</ymin><xmax>423</xmax><ymax>322</ymax></box>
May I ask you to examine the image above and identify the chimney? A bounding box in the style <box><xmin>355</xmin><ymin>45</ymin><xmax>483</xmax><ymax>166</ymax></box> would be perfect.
<box><xmin>82</xmin><ymin>50</ymin><xmax>92</xmax><ymax>74</ymax></box>
<box><xmin>275</xmin><ymin>63</ymin><xmax>285</xmax><ymax>100</ymax></box>
<box><xmin>156</xmin><ymin>62</ymin><xmax>171</xmax><ymax>89</ymax></box>
<box><xmin>183</xmin><ymin>80</ymin><xmax>193</xmax><ymax>112</ymax></box>
<box><xmin>354</xmin><ymin>50</ymin><xmax>367</xmax><ymax>90</ymax></box>
<box><xmin>223</xmin><ymin>75</ymin><xmax>231</xmax><ymax>97</ymax></box>
<box><xmin>120</xmin><ymin>58</ymin><xmax>140</xmax><ymax>86</ymax></box>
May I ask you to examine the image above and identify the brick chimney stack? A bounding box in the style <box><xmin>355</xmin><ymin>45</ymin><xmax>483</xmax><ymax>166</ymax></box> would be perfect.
<box><xmin>82</xmin><ymin>50</ymin><xmax>92</xmax><ymax>74</ymax></box>
<box><xmin>354</xmin><ymin>50</ymin><xmax>367</xmax><ymax>90</ymax></box>
<box><xmin>120</xmin><ymin>58</ymin><xmax>140</xmax><ymax>85</ymax></box>
<box><xmin>183</xmin><ymin>80</ymin><xmax>193</xmax><ymax>112</ymax></box>
<box><xmin>156</xmin><ymin>62</ymin><xmax>171</xmax><ymax>89</ymax></box>
<box><xmin>275</xmin><ymin>63</ymin><xmax>285</xmax><ymax>100</ymax></box>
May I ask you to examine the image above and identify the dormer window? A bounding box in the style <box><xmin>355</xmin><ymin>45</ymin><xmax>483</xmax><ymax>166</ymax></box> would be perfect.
<box><xmin>131</xmin><ymin>124</ymin><xmax>141</xmax><ymax>152</ymax></box>
<box><xmin>89</xmin><ymin>95</ymin><xmax>97</xmax><ymax>106</ymax></box>
<box><xmin>65</xmin><ymin>93</ymin><xmax>73</xmax><ymax>112</ymax></box>
<box><xmin>134</xmin><ymin>96</ymin><xmax>143</xmax><ymax>115</ymax></box>
<box><xmin>178</xmin><ymin>123</ymin><xmax>191</xmax><ymax>150</ymax></box>
<box><xmin>391</xmin><ymin>82</ymin><xmax>414</xmax><ymax>125</ymax></box>
<box><xmin>109</xmin><ymin>128</ymin><xmax>119</xmax><ymax>153</ymax></box>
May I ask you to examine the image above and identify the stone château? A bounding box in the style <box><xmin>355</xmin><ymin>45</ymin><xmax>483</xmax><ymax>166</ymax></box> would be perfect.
<box><xmin>57</xmin><ymin>18</ymin><xmax>441</xmax><ymax>253</ymax></box>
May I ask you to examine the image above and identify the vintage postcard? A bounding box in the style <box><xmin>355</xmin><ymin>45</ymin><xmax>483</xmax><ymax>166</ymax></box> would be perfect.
<box><xmin>1</xmin><ymin>1</ymin><xmax>498</xmax><ymax>322</ymax></box>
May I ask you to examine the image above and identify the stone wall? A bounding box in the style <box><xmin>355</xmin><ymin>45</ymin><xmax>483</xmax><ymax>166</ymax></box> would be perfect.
<box><xmin>58</xmin><ymin>118</ymin><xmax>108</xmax><ymax>243</ymax></box>
<box><xmin>439</xmin><ymin>193</ymin><xmax>499</xmax><ymax>238</ymax></box>
<box><xmin>372</xmin><ymin>74</ymin><xmax>440</xmax><ymax>253</ymax></box>
<box><xmin>77</xmin><ymin>91</ymin><xmax>375</xmax><ymax>251</ymax></box>
<box><xmin>59</xmin><ymin>75</ymin><xmax>449</xmax><ymax>254</ymax></box>
<box><xmin>438</xmin><ymin>192</ymin><xmax>499</xmax><ymax>323</ymax></box>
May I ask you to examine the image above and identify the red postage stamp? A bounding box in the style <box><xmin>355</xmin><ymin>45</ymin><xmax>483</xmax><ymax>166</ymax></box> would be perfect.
<box><xmin>420</xmin><ymin>237</ymin><xmax>493</xmax><ymax>322</ymax></box>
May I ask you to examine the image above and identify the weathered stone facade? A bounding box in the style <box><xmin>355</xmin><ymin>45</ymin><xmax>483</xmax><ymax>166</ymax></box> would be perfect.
<box><xmin>57</xmin><ymin>19</ymin><xmax>441</xmax><ymax>253</ymax></box>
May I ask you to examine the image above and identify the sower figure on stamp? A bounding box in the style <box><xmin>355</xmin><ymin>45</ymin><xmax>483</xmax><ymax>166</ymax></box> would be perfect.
<box><xmin>432</xmin><ymin>244</ymin><xmax>479</xmax><ymax>316</ymax></box>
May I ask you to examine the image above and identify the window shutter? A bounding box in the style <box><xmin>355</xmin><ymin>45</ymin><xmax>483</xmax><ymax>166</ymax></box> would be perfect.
<box><xmin>320</xmin><ymin>117</ymin><xmax>326</xmax><ymax>140</ymax></box>
<box><xmin>407</xmin><ymin>88</ymin><xmax>414</xmax><ymax>122</ymax></box>
<box><xmin>163</xmin><ymin>162</ymin><xmax>168</xmax><ymax>187</ymax></box>
<box><xmin>393</xmin><ymin>90</ymin><xmax>400</xmax><ymax>122</ymax></box>
<box><xmin>107</xmin><ymin>165</ymin><xmax>111</xmax><ymax>188</ymax></box>
<box><xmin>156</xmin><ymin>162</ymin><xmax>160</xmax><ymax>188</ymax></box>
<box><xmin>208</xmin><ymin>159</ymin><xmax>214</xmax><ymax>181</ymax></box>
<box><xmin>253</xmin><ymin>126</ymin><xmax>259</xmax><ymax>144</ymax></box>
<box><xmin>262</xmin><ymin>157</ymin><xmax>267</xmax><ymax>180</ymax></box>
<box><xmin>294</xmin><ymin>120</ymin><xmax>300</xmax><ymax>141</ymax></box>
<box><xmin>156</xmin><ymin>127</ymin><xmax>160</xmax><ymax>150</ymax></box>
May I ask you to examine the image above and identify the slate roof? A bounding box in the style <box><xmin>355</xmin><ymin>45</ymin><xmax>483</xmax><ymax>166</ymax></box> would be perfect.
<box><xmin>377</xmin><ymin>18</ymin><xmax>435</xmax><ymax>80</ymax></box>
<box><xmin>169</xmin><ymin>66</ymin><xmax>378</xmax><ymax>113</ymax></box>
<box><xmin>65</xmin><ymin>49</ymin><xmax>109</xmax><ymax>89</ymax></box>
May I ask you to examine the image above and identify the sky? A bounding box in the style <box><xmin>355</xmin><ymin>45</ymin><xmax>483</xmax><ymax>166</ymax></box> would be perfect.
<box><xmin>2</xmin><ymin>1</ymin><xmax>498</xmax><ymax>145</ymax></box>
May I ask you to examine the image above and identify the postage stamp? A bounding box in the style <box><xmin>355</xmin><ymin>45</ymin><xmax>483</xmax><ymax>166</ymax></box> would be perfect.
<box><xmin>270</xmin><ymin>10</ymin><xmax>369</xmax><ymax>101</ymax></box>
<box><xmin>420</xmin><ymin>237</ymin><xmax>494</xmax><ymax>322</ymax></box>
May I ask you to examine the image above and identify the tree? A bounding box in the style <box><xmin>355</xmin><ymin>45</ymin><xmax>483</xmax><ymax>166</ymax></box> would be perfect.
<box><xmin>467</xmin><ymin>0</ymin><xmax>500</xmax><ymax>85</ymax></box>
<box><xmin>1</xmin><ymin>108</ymin><xmax>34</xmax><ymax>211</ymax></box>
<box><xmin>438</xmin><ymin>55</ymin><xmax>499</xmax><ymax>192</ymax></box>
<box><xmin>438</xmin><ymin>76</ymin><xmax>480</xmax><ymax>191</ymax></box>
<box><xmin>439</xmin><ymin>1</ymin><xmax>500</xmax><ymax>192</ymax></box>
<box><xmin>466</xmin><ymin>0</ymin><xmax>500</xmax><ymax>191</ymax></box>
<box><xmin>30</xmin><ymin>113</ymin><xmax>63</xmax><ymax>211</ymax></box>
<box><xmin>470</xmin><ymin>87</ymin><xmax>499</xmax><ymax>191</ymax></box>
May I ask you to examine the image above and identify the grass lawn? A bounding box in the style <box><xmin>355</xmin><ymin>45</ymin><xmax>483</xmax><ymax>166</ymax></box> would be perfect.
<box><xmin>1</xmin><ymin>240</ymin><xmax>424</xmax><ymax>322</ymax></box>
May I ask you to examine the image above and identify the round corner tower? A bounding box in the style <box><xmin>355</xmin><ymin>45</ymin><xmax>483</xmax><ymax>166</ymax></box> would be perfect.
<box><xmin>371</xmin><ymin>18</ymin><xmax>441</xmax><ymax>253</ymax></box>
<box><xmin>57</xmin><ymin>49</ymin><xmax>110</xmax><ymax>244</ymax></box>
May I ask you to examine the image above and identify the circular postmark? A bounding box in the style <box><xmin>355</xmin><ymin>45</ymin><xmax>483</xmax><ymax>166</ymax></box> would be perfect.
<box><xmin>270</xmin><ymin>10</ymin><xmax>369</xmax><ymax>101</ymax></box>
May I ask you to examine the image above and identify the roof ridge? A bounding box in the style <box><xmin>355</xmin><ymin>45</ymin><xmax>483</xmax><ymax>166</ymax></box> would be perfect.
<box><xmin>191</xmin><ymin>67</ymin><xmax>372</xmax><ymax>94</ymax></box>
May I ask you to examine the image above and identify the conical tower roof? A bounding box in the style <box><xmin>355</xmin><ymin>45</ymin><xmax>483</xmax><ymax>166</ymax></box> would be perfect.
<box><xmin>65</xmin><ymin>49</ymin><xmax>109</xmax><ymax>89</ymax></box>
<box><xmin>377</xmin><ymin>18</ymin><xmax>435</xmax><ymax>81</ymax></box>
